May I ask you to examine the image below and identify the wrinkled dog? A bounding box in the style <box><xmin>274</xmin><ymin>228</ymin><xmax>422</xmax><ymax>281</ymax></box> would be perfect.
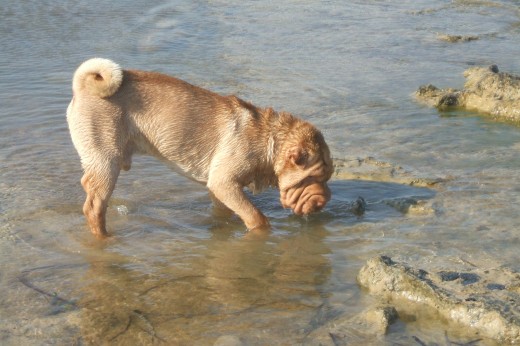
<box><xmin>67</xmin><ymin>58</ymin><xmax>333</xmax><ymax>238</ymax></box>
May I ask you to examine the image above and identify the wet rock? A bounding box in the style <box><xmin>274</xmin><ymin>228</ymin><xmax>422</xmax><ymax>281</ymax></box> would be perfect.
<box><xmin>332</xmin><ymin>157</ymin><xmax>443</xmax><ymax>218</ymax></box>
<box><xmin>416</xmin><ymin>84</ymin><xmax>463</xmax><ymax>109</ymax></box>
<box><xmin>357</xmin><ymin>256</ymin><xmax>520</xmax><ymax>344</ymax></box>
<box><xmin>360</xmin><ymin>305</ymin><xmax>399</xmax><ymax>334</ymax></box>
<box><xmin>214</xmin><ymin>335</ymin><xmax>243</xmax><ymax>346</ymax></box>
<box><xmin>487</xmin><ymin>283</ymin><xmax>506</xmax><ymax>291</ymax></box>
<box><xmin>333</xmin><ymin>157</ymin><xmax>446</xmax><ymax>188</ymax></box>
<box><xmin>350</xmin><ymin>196</ymin><xmax>367</xmax><ymax>216</ymax></box>
<box><xmin>303</xmin><ymin>305</ymin><xmax>399</xmax><ymax>345</ymax></box>
<box><xmin>384</xmin><ymin>197</ymin><xmax>436</xmax><ymax>216</ymax></box>
<box><xmin>437</xmin><ymin>33</ymin><xmax>479</xmax><ymax>43</ymax></box>
<box><xmin>416</xmin><ymin>65</ymin><xmax>520</xmax><ymax>120</ymax></box>
<box><xmin>438</xmin><ymin>271</ymin><xmax>480</xmax><ymax>285</ymax></box>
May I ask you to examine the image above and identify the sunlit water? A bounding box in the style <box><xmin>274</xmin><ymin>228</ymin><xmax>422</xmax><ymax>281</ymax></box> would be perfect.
<box><xmin>1</xmin><ymin>0</ymin><xmax>520</xmax><ymax>344</ymax></box>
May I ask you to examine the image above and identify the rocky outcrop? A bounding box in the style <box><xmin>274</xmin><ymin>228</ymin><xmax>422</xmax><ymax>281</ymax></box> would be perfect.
<box><xmin>357</xmin><ymin>256</ymin><xmax>520</xmax><ymax>344</ymax></box>
<box><xmin>416</xmin><ymin>65</ymin><xmax>520</xmax><ymax>120</ymax></box>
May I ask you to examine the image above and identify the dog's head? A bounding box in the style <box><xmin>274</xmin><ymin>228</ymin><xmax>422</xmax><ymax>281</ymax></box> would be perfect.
<box><xmin>275</xmin><ymin>119</ymin><xmax>333</xmax><ymax>216</ymax></box>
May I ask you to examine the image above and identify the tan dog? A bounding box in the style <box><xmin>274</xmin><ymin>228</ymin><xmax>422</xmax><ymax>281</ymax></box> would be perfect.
<box><xmin>67</xmin><ymin>58</ymin><xmax>333</xmax><ymax>238</ymax></box>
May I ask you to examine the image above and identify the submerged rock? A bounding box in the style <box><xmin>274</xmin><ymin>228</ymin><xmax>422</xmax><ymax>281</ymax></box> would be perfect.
<box><xmin>384</xmin><ymin>197</ymin><xmax>436</xmax><ymax>216</ymax></box>
<box><xmin>437</xmin><ymin>33</ymin><xmax>479</xmax><ymax>43</ymax></box>
<box><xmin>360</xmin><ymin>305</ymin><xmax>399</xmax><ymax>334</ymax></box>
<box><xmin>332</xmin><ymin>157</ymin><xmax>442</xmax><ymax>217</ymax></box>
<box><xmin>303</xmin><ymin>305</ymin><xmax>399</xmax><ymax>345</ymax></box>
<box><xmin>214</xmin><ymin>335</ymin><xmax>243</xmax><ymax>346</ymax></box>
<box><xmin>333</xmin><ymin>157</ymin><xmax>445</xmax><ymax>188</ymax></box>
<box><xmin>416</xmin><ymin>65</ymin><xmax>520</xmax><ymax>120</ymax></box>
<box><xmin>357</xmin><ymin>256</ymin><xmax>520</xmax><ymax>344</ymax></box>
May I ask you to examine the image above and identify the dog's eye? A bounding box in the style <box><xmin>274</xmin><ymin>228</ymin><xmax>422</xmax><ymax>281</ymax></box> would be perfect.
<box><xmin>295</xmin><ymin>152</ymin><xmax>308</xmax><ymax>166</ymax></box>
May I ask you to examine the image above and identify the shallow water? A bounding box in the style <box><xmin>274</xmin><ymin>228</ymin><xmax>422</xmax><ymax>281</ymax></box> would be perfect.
<box><xmin>1</xmin><ymin>0</ymin><xmax>520</xmax><ymax>344</ymax></box>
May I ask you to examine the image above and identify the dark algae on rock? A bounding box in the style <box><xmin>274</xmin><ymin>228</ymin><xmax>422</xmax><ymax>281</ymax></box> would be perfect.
<box><xmin>357</xmin><ymin>256</ymin><xmax>520</xmax><ymax>344</ymax></box>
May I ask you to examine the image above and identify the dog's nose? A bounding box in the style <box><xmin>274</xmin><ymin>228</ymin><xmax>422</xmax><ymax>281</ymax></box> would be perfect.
<box><xmin>301</xmin><ymin>195</ymin><xmax>328</xmax><ymax>215</ymax></box>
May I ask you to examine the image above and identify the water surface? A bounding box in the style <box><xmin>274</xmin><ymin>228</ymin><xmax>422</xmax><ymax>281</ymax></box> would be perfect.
<box><xmin>1</xmin><ymin>0</ymin><xmax>520</xmax><ymax>344</ymax></box>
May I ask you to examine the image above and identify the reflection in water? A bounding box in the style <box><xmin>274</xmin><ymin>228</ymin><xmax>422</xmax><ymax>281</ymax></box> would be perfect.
<box><xmin>2</xmin><ymin>180</ymin><xmax>436</xmax><ymax>344</ymax></box>
<box><xmin>77</xmin><ymin>223</ymin><xmax>331</xmax><ymax>344</ymax></box>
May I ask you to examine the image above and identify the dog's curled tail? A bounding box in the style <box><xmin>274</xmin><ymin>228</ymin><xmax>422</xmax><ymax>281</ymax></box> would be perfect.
<box><xmin>72</xmin><ymin>58</ymin><xmax>123</xmax><ymax>98</ymax></box>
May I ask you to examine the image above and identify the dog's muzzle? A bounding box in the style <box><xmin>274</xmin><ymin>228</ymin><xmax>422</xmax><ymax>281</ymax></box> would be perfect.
<box><xmin>280</xmin><ymin>179</ymin><xmax>331</xmax><ymax>215</ymax></box>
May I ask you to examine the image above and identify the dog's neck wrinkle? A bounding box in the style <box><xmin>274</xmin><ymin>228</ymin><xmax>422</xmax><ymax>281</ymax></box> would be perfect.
<box><xmin>263</xmin><ymin>109</ymin><xmax>301</xmax><ymax>176</ymax></box>
<box><xmin>244</xmin><ymin>107</ymin><xmax>285</xmax><ymax>190</ymax></box>
<box><xmin>262</xmin><ymin>108</ymin><xmax>279</xmax><ymax>164</ymax></box>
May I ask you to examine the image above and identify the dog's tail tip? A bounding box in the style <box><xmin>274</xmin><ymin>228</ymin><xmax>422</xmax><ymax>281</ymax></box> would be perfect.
<box><xmin>72</xmin><ymin>58</ymin><xmax>123</xmax><ymax>98</ymax></box>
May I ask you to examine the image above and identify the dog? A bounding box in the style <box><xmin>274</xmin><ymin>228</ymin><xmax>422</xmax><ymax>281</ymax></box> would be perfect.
<box><xmin>67</xmin><ymin>58</ymin><xmax>333</xmax><ymax>238</ymax></box>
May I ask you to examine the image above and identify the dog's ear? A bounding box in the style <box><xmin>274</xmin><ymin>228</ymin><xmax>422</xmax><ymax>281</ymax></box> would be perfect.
<box><xmin>287</xmin><ymin>146</ymin><xmax>309</xmax><ymax>167</ymax></box>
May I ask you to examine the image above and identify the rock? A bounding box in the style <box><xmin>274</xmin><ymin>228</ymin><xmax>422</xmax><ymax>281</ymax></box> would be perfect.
<box><xmin>416</xmin><ymin>65</ymin><xmax>520</xmax><ymax>120</ymax></box>
<box><xmin>357</xmin><ymin>256</ymin><xmax>520</xmax><ymax>344</ymax></box>
<box><xmin>214</xmin><ymin>335</ymin><xmax>243</xmax><ymax>346</ymax></box>
<box><xmin>384</xmin><ymin>197</ymin><xmax>436</xmax><ymax>216</ymax></box>
<box><xmin>438</xmin><ymin>271</ymin><xmax>480</xmax><ymax>285</ymax></box>
<box><xmin>437</xmin><ymin>34</ymin><xmax>479</xmax><ymax>43</ymax></box>
<box><xmin>331</xmin><ymin>157</ymin><xmax>443</xmax><ymax>218</ymax></box>
<box><xmin>351</xmin><ymin>196</ymin><xmax>367</xmax><ymax>216</ymax></box>
<box><xmin>416</xmin><ymin>84</ymin><xmax>462</xmax><ymax>109</ymax></box>
<box><xmin>333</xmin><ymin>157</ymin><xmax>445</xmax><ymax>188</ymax></box>
<box><xmin>360</xmin><ymin>305</ymin><xmax>399</xmax><ymax>334</ymax></box>
<box><xmin>303</xmin><ymin>305</ymin><xmax>399</xmax><ymax>345</ymax></box>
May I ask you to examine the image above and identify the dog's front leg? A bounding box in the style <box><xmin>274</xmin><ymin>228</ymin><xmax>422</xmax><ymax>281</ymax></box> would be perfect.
<box><xmin>208</xmin><ymin>191</ymin><xmax>234</xmax><ymax>218</ymax></box>
<box><xmin>207</xmin><ymin>179</ymin><xmax>270</xmax><ymax>231</ymax></box>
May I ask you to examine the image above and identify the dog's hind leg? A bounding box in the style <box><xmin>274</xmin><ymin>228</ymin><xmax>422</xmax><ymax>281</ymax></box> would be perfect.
<box><xmin>81</xmin><ymin>160</ymin><xmax>120</xmax><ymax>238</ymax></box>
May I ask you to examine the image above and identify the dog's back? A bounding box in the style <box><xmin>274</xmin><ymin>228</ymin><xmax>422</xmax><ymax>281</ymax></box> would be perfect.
<box><xmin>67</xmin><ymin>58</ymin><xmax>261</xmax><ymax>183</ymax></box>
